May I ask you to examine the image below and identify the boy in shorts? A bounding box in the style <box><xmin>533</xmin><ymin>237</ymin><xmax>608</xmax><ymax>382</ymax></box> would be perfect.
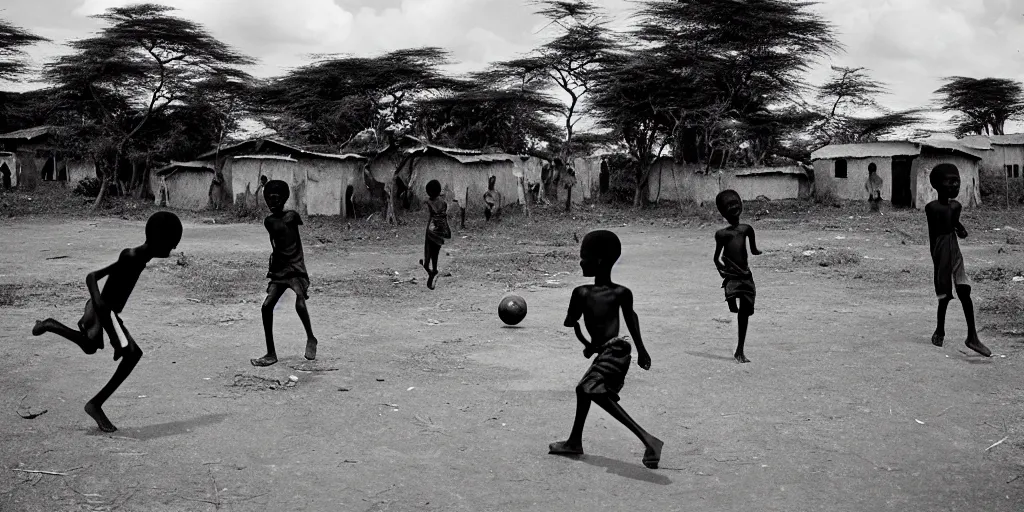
<box><xmin>713</xmin><ymin>190</ymin><xmax>762</xmax><ymax>363</ymax></box>
<box><xmin>251</xmin><ymin>180</ymin><xmax>319</xmax><ymax>366</ymax></box>
<box><xmin>32</xmin><ymin>211</ymin><xmax>183</xmax><ymax>432</ymax></box>
<box><xmin>548</xmin><ymin>230</ymin><xmax>663</xmax><ymax>469</ymax></box>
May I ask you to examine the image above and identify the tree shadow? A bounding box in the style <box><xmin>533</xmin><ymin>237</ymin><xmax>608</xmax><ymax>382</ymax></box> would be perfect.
<box><xmin>575</xmin><ymin>454</ymin><xmax>672</xmax><ymax>485</ymax></box>
<box><xmin>91</xmin><ymin>413</ymin><xmax>230</xmax><ymax>441</ymax></box>
<box><xmin>685</xmin><ymin>350</ymin><xmax>735</xmax><ymax>362</ymax></box>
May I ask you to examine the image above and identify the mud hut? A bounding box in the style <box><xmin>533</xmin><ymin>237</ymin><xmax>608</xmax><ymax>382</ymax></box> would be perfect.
<box><xmin>153</xmin><ymin>161</ymin><xmax>217</xmax><ymax>210</ymax></box>
<box><xmin>230</xmin><ymin>152</ymin><xmax>368</xmax><ymax>217</ymax></box>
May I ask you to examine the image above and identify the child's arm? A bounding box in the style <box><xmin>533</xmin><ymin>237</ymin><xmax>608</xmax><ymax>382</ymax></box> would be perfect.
<box><xmin>712</xmin><ymin>233</ymin><xmax>725</xmax><ymax>270</ymax></box>
<box><xmin>619</xmin><ymin>287</ymin><xmax>650</xmax><ymax>370</ymax></box>
<box><xmin>746</xmin><ymin>225</ymin><xmax>762</xmax><ymax>255</ymax></box>
<box><xmin>564</xmin><ymin>287</ymin><xmax>596</xmax><ymax>357</ymax></box>
<box><xmin>86</xmin><ymin>261</ymin><xmax>118</xmax><ymax>310</ymax></box>
<box><xmin>953</xmin><ymin>203</ymin><xmax>968</xmax><ymax>238</ymax></box>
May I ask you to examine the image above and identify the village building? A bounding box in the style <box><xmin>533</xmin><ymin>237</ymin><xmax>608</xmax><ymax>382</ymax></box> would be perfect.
<box><xmin>959</xmin><ymin>134</ymin><xmax>1024</xmax><ymax>202</ymax></box>
<box><xmin>229</xmin><ymin>151</ymin><xmax>368</xmax><ymax>217</ymax></box>
<box><xmin>810</xmin><ymin>140</ymin><xmax>984</xmax><ymax>209</ymax></box>
<box><xmin>642</xmin><ymin>157</ymin><xmax>812</xmax><ymax>204</ymax></box>
<box><xmin>153</xmin><ymin>161</ymin><xmax>217</xmax><ymax>210</ymax></box>
<box><xmin>0</xmin><ymin>126</ymin><xmax>98</xmax><ymax>189</ymax></box>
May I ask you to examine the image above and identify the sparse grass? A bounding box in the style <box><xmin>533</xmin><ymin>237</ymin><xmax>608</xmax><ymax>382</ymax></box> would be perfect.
<box><xmin>792</xmin><ymin>246</ymin><xmax>862</xmax><ymax>267</ymax></box>
<box><xmin>162</xmin><ymin>252</ymin><xmax>266</xmax><ymax>302</ymax></box>
<box><xmin>0</xmin><ymin>283</ymin><xmax>19</xmax><ymax>307</ymax></box>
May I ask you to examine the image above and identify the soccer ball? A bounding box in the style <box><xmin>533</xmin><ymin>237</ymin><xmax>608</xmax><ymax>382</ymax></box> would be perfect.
<box><xmin>498</xmin><ymin>294</ymin><xmax>528</xmax><ymax>325</ymax></box>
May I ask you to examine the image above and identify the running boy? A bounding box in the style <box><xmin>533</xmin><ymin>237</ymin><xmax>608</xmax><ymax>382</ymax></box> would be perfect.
<box><xmin>32</xmin><ymin>211</ymin><xmax>183</xmax><ymax>432</ymax></box>
<box><xmin>713</xmin><ymin>190</ymin><xmax>761</xmax><ymax>363</ymax></box>
<box><xmin>419</xmin><ymin>179</ymin><xmax>451</xmax><ymax>290</ymax></box>
<box><xmin>251</xmin><ymin>180</ymin><xmax>319</xmax><ymax>366</ymax></box>
<box><xmin>926</xmin><ymin>164</ymin><xmax>990</xmax><ymax>357</ymax></box>
<box><xmin>549</xmin><ymin>230</ymin><xmax>663</xmax><ymax>469</ymax></box>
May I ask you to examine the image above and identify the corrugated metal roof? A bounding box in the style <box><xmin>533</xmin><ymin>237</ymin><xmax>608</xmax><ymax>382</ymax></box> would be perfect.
<box><xmin>0</xmin><ymin>125</ymin><xmax>53</xmax><ymax>141</ymax></box>
<box><xmin>155</xmin><ymin>161</ymin><xmax>215</xmax><ymax>177</ymax></box>
<box><xmin>960</xmin><ymin>133</ymin><xmax>1024</xmax><ymax>146</ymax></box>
<box><xmin>811</xmin><ymin>140</ymin><xmax>984</xmax><ymax>161</ymax></box>
<box><xmin>733</xmin><ymin>166</ymin><xmax>808</xmax><ymax>177</ymax></box>
<box><xmin>234</xmin><ymin>155</ymin><xmax>298</xmax><ymax>162</ymax></box>
<box><xmin>300</xmin><ymin>151</ymin><xmax>367</xmax><ymax>162</ymax></box>
<box><xmin>447</xmin><ymin>153</ymin><xmax>515</xmax><ymax>164</ymax></box>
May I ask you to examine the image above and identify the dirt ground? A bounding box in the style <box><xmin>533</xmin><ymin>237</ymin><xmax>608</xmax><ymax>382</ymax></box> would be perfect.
<box><xmin>1</xmin><ymin>196</ymin><xmax>1023</xmax><ymax>511</ymax></box>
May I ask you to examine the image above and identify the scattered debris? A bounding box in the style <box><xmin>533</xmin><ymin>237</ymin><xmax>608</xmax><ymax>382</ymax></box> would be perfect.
<box><xmin>337</xmin><ymin>387</ymin><xmax>350</xmax><ymax>392</ymax></box>
<box><xmin>713</xmin><ymin>317</ymin><xmax>732</xmax><ymax>324</ymax></box>
<box><xmin>985</xmin><ymin>436</ymin><xmax>1009</xmax><ymax>452</ymax></box>
<box><xmin>45</xmin><ymin>255</ymin><xmax>68</xmax><ymax>260</ymax></box>
<box><xmin>376</xmin><ymin>378</ymin><xmax>385</xmax><ymax>382</ymax></box>
<box><xmin>915</xmin><ymin>419</ymin><xmax>925</xmax><ymax>425</ymax></box>
<box><xmin>407</xmin><ymin>387</ymin><xmax>415</xmax><ymax>391</ymax></box>
<box><xmin>12</xmin><ymin>468</ymin><xmax>75</xmax><ymax>476</ymax></box>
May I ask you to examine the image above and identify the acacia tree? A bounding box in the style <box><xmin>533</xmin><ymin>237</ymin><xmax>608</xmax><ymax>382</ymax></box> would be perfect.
<box><xmin>633</xmin><ymin>0</ymin><xmax>840</xmax><ymax>169</ymax></box>
<box><xmin>44</xmin><ymin>4</ymin><xmax>254</xmax><ymax>208</ymax></box>
<box><xmin>487</xmin><ymin>1</ymin><xmax>617</xmax><ymax>160</ymax></box>
<box><xmin>0</xmin><ymin>18</ymin><xmax>48</xmax><ymax>82</ymax></box>
<box><xmin>259</xmin><ymin>47</ymin><xmax>463</xmax><ymax>150</ymax></box>
<box><xmin>935</xmin><ymin>76</ymin><xmax>1024</xmax><ymax>136</ymax></box>
<box><xmin>811</xmin><ymin>66</ymin><xmax>921</xmax><ymax>147</ymax></box>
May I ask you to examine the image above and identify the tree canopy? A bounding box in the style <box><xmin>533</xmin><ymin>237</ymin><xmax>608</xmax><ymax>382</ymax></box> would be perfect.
<box><xmin>0</xmin><ymin>18</ymin><xmax>48</xmax><ymax>81</ymax></box>
<box><xmin>935</xmin><ymin>76</ymin><xmax>1024</xmax><ymax>136</ymax></box>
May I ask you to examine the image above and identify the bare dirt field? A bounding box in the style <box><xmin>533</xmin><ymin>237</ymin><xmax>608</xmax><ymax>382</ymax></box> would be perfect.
<box><xmin>1</xmin><ymin>191</ymin><xmax>1023</xmax><ymax>511</ymax></box>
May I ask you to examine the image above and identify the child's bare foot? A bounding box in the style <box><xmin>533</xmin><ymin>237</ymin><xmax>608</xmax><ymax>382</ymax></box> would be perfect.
<box><xmin>31</xmin><ymin>320</ymin><xmax>49</xmax><ymax>336</ymax></box>
<box><xmin>250</xmin><ymin>354</ymin><xmax>278</xmax><ymax>367</ymax></box>
<box><xmin>427</xmin><ymin>269</ymin><xmax>438</xmax><ymax>290</ymax></box>
<box><xmin>642</xmin><ymin>436</ymin><xmax>664</xmax><ymax>469</ymax></box>
<box><xmin>735</xmin><ymin>353</ymin><xmax>750</xmax><ymax>363</ymax></box>
<box><xmin>304</xmin><ymin>338</ymin><xmax>317</xmax><ymax>360</ymax></box>
<box><xmin>965</xmin><ymin>336</ymin><xmax>991</xmax><ymax>357</ymax></box>
<box><xmin>84</xmin><ymin>401</ymin><xmax>117</xmax><ymax>432</ymax></box>
<box><xmin>548</xmin><ymin>440</ymin><xmax>584</xmax><ymax>456</ymax></box>
<box><xmin>931</xmin><ymin>331</ymin><xmax>944</xmax><ymax>347</ymax></box>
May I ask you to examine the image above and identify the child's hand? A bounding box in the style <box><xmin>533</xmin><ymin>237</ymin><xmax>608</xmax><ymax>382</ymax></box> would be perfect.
<box><xmin>638</xmin><ymin>351</ymin><xmax>651</xmax><ymax>370</ymax></box>
<box><xmin>583</xmin><ymin>348</ymin><xmax>594</xmax><ymax>359</ymax></box>
<box><xmin>956</xmin><ymin>227</ymin><xmax>968</xmax><ymax>239</ymax></box>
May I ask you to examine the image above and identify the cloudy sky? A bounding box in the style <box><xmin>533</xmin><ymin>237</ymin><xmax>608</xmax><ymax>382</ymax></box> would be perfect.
<box><xmin>5</xmin><ymin>0</ymin><xmax>1024</xmax><ymax>132</ymax></box>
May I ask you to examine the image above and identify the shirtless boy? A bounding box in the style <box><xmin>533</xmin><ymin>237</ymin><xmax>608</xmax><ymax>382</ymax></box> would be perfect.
<box><xmin>926</xmin><ymin>164</ymin><xmax>990</xmax><ymax>357</ymax></box>
<box><xmin>251</xmin><ymin>180</ymin><xmax>319</xmax><ymax>366</ymax></box>
<box><xmin>548</xmin><ymin>230</ymin><xmax>663</xmax><ymax>469</ymax></box>
<box><xmin>713</xmin><ymin>190</ymin><xmax>762</xmax><ymax>363</ymax></box>
<box><xmin>32</xmin><ymin>211</ymin><xmax>183</xmax><ymax>432</ymax></box>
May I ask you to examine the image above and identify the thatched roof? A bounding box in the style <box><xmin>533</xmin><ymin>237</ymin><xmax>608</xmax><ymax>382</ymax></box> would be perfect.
<box><xmin>197</xmin><ymin>138</ymin><xmax>367</xmax><ymax>162</ymax></box>
<box><xmin>960</xmin><ymin>134</ymin><xmax>1024</xmax><ymax>147</ymax></box>
<box><xmin>733</xmin><ymin>166</ymin><xmax>809</xmax><ymax>177</ymax></box>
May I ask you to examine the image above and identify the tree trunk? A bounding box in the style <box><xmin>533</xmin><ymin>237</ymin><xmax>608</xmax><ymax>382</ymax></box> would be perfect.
<box><xmin>385</xmin><ymin>180</ymin><xmax>397</xmax><ymax>225</ymax></box>
<box><xmin>129</xmin><ymin>160</ymin><xmax>142</xmax><ymax>198</ymax></box>
<box><xmin>93</xmin><ymin>152</ymin><xmax>121</xmax><ymax>210</ymax></box>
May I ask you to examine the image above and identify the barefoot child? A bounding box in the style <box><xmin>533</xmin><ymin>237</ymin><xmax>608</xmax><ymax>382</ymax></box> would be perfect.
<box><xmin>251</xmin><ymin>180</ymin><xmax>318</xmax><ymax>366</ymax></box>
<box><xmin>483</xmin><ymin>175</ymin><xmax>502</xmax><ymax>221</ymax></box>
<box><xmin>419</xmin><ymin>179</ymin><xmax>450</xmax><ymax>290</ymax></box>
<box><xmin>926</xmin><ymin>164</ymin><xmax>991</xmax><ymax>357</ymax></box>
<box><xmin>713</xmin><ymin>190</ymin><xmax>762</xmax><ymax>363</ymax></box>
<box><xmin>32</xmin><ymin>212</ymin><xmax>183</xmax><ymax>432</ymax></box>
<box><xmin>549</xmin><ymin>230</ymin><xmax>663</xmax><ymax>469</ymax></box>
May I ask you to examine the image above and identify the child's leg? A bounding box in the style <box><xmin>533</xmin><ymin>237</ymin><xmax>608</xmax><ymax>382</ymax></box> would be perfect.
<box><xmin>735</xmin><ymin>312</ymin><xmax>750</xmax><ymax>363</ymax></box>
<box><xmin>933</xmin><ymin>297</ymin><xmax>951</xmax><ymax>346</ymax></box>
<box><xmin>957</xmin><ymin>285</ymin><xmax>991</xmax><ymax>357</ymax></box>
<box><xmin>252</xmin><ymin>285</ymin><xmax>287</xmax><ymax>366</ymax></box>
<box><xmin>549</xmin><ymin>386</ymin><xmax>591</xmax><ymax>455</ymax></box>
<box><xmin>591</xmin><ymin>396</ymin><xmax>663</xmax><ymax>469</ymax></box>
<box><xmin>294</xmin><ymin>296</ymin><xmax>317</xmax><ymax>360</ymax></box>
<box><xmin>32</xmin><ymin>318</ymin><xmax>100</xmax><ymax>355</ymax></box>
<box><xmin>86</xmin><ymin>324</ymin><xmax>142</xmax><ymax>433</ymax></box>
<box><xmin>460</xmin><ymin>207</ymin><xmax>466</xmax><ymax>228</ymax></box>
<box><xmin>427</xmin><ymin>241</ymin><xmax>441</xmax><ymax>290</ymax></box>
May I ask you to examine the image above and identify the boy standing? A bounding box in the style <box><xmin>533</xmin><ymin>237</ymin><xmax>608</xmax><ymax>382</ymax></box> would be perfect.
<box><xmin>251</xmin><ymin>180</ymin><xmax>319</xmax><ymax>366</ymax></box>
<box><xmin>713</xmin><ymin>190</ymin><xmax>762</xmax><ymax>363</ymax></box>
<box><xmin>549</xmin><ymin>230</ymin><xmax>663</xmax><ymax>469</ymax></box>
<box><xmin>483</xmin><ymin>175</ymin><xmax>502</xmax><ymax>221</ymax></box>
<box><xmin>32</xmin><ymin>212</ymin><xmax>183</xmax><ymax>432</ymax></box>
<box><xmin>865</xmin><ymin>163</ymin><xmax>883</xmax><ymax>213</ymax></box>
<box><xmin>926</xmin><ymin>164</ymin><xmax>990</xmax><ymax>357</ymax></box>
<box><xmin>419</xmin><ymin>179</ymin><xmax>451</xmax><ymax>290</ymax></box>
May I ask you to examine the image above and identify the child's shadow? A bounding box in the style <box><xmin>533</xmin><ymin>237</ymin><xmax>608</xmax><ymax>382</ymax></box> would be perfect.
<box><xmin>91</xmin><ymin>413</ymin><xmax>230</xmax><ymax>441</ymax></box>
<box><xmin>685</xmin><ymin>351</ymin><xmax>735</xmax><ymax>362</ymax></box>
<box><xmin>577</xmin><ymin>455</ymin><xmax>672</xmax><ymax>485</ymax></box>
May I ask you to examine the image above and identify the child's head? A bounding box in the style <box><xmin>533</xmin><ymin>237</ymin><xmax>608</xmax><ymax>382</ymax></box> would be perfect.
<box><xmin>716</xmin><ymin>189</ymin><xmax>743</xmax><ymax>224</ymax></box>
<box><xmin>145</xmin><ymin>211</ymin><xmax>182</xmax><ymax>258</ymax></box>
<box><xmin>579</xmin><ymin>230</ymin><xmax>621</xmax><ymax>277</ymax></box>
<box><xmin>868</xmin><ymin>163</ymin><xmax>877</xmax><ymax>174</ymax></box>
<box><xmin>929</xmin><ymin>164</ymin><xmax>960</xmax><ymax>199</ymax></box>
<box><xmin>264</xmin><ymin>180</ymin><xmax>289</xmax><ymax>212</ymax></box>
<box><xmin>426</xmin><ymin>179</ymin><xmax>441</xmax><ymax>199</ymax></box>
<box><xmin>488</xmin><ymin>175</ymin><xmax>496</xmax><ymax>188</ymax></box>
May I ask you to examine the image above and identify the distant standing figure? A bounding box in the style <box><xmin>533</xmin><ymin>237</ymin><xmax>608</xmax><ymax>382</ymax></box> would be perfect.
<box><xmin>483</xmin><ymin>175</ymin><xmax>502</xmax><ymax>221</ymax></box>
<box><xmin>251</xmin><ymin>180</ymin><xmax>318</xmax><ymax>367</ymax></box>
<box><xmin>32</xmin><ymin>212</ymin><xmax>183</xmax><ymax>432</ymax></box>
<box><xmin>926</xmin><ymin>164</ymin><xmax>990</xmax><ymax>357</ymax></box>
<box><xmin>599</xmin><ymin>157</ymin><xmax>609</xmax><ymax>195</ymax></box>
<box><xmin>563</xmin><ymin>166</ymin><xmax>577</xmax><ymax>212</ymax></box>
<box><xmin>713</xmin><ymin>190</ymin><xmax>762</xmax><ymax>363</ymax></box>
<box><xmin>420</xmin><ymin>179</ymin><xmax>451</xmax><ymax>289</ymax></box>
<box><xmin>866</xmin><ymin>163</ymin><xmax>883</xmax><ymax>212</ymax></box>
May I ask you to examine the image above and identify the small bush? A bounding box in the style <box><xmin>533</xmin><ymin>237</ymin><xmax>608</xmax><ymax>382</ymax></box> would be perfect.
<box><xmin>72</xmin><ymin>177</ymin><xmax>102</xmax><ymax>197</ymax></box>
<box><xmin>793</xmin><ymin>246</ymin><xmax>862</xmax><ymax>267</ymax></box>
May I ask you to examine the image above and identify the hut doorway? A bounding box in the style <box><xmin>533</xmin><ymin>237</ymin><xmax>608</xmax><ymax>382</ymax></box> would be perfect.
<box><xmin>1</xmin><ymin>162</ymin><xmax>10</xmax><ymax>189</ymax></box>
<box><xmin>345</xmin><ymin>185</ymin><xmax>355</xmax><ymax>218</ymax></box>
<box><xmin>891</xmin><ymin>158</ymin><xmax>913</xmax><ymax>208</ymax></box>
<box><xmin>40</xmin><ymin>156</ymin><xmax>56</xmax><ymax>181</ymax></box>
